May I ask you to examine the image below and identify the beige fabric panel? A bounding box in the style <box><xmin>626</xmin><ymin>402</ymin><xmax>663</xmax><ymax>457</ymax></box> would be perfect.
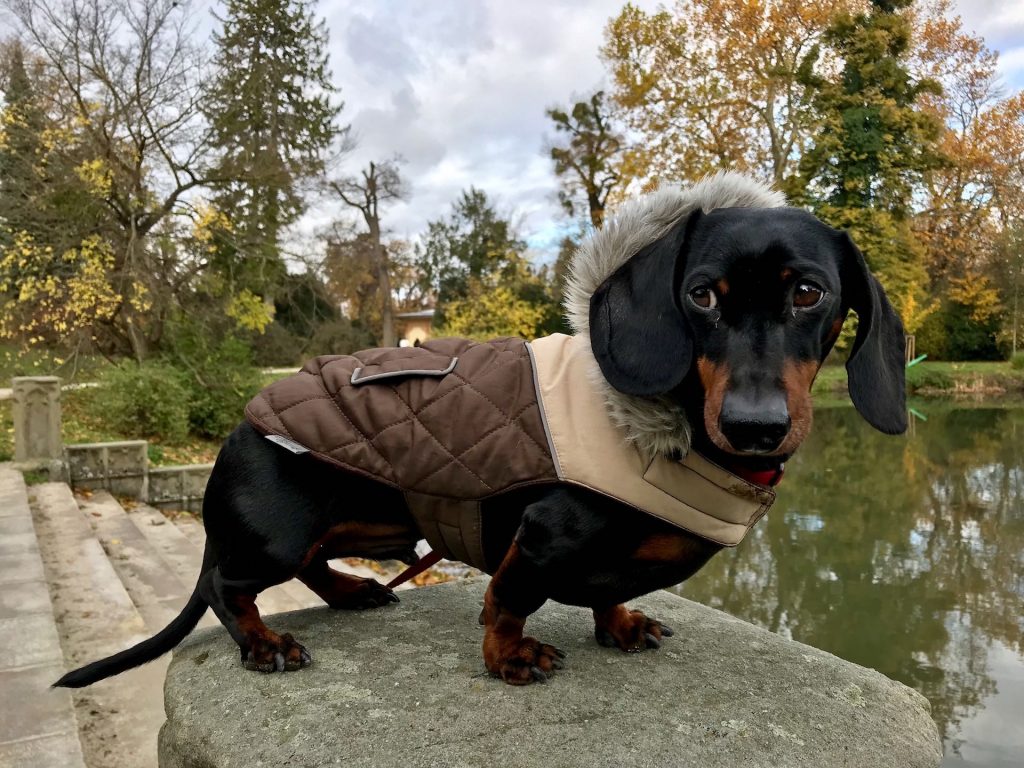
<box><xmin>529</xmin><ymin>334</ymin><xmax>775</xmax><ymax>547</ymax></box>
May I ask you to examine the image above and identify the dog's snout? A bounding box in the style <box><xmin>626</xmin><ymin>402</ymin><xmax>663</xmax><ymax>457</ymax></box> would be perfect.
<box><xmin>719</xmin><ymin>391</ymin><xmax>790</xmax><ymax>454</ymax></box>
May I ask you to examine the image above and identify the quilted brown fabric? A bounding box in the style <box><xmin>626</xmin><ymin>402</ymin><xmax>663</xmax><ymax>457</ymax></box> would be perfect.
<box><xmin>245</xmin><ymin>337</ymin><xmax>557</xmax><ymax>502</ymax></box>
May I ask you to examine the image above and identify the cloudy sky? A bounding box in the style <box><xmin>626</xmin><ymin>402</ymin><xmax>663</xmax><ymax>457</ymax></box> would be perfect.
<box><xmin>4</xmin><ymin>0</ymin><xmax>1020</xmax><ymax>260</ymax></box>
<box><xmin>308</xmin><ymin>0</ymin><xmax>656</xmax><ymax>258</ymax></box>
<box><xmin>214</xmin><ymin>1</ymin><xmax>1024</xmax><ymax>262</ymax></box>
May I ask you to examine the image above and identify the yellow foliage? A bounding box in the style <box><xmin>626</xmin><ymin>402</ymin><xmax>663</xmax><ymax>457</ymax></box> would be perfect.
<box><xmin>74</xmin><ymin>158</ymin><xmax>112</xmax><ymax>197</ymax></box>
<box><xmin>899</xmin><ymin>289</ymin><xmax>939</xmax><ymax>335</ymax></box>
<box><xmin>439</xmin><ymin>280</ymin><xmax>546</xmax><ymax>341</ymax></box>
<box><xmin>193</xmin><ymin>204</ymin><xmax>233</xmax><ymax>253</ymax></box>
<box><xmin>0</xmin><ymin>230</ymin><xmax>122</xmax><ymax>344</ymax></box>
<box><xmin>226</xmin><ymin>289</ymin><xmax>273</xmax><ymax>333</ymax></box>
<box><xmin>948</xmin><ymin>273</ymin><xmax>1003</xmax><ymax>323</ymax></box>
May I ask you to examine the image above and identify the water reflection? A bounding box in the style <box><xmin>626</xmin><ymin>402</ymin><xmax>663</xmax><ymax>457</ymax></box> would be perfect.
<box><xmin>674</xmin><ymin>402</ymin><xmax>1024</xmax><ymax>767</ymax></box>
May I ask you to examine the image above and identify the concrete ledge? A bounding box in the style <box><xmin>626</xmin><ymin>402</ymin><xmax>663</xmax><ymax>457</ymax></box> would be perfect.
<box><xmin>160</xmin><ymin>579</ymin><xmax>941</xmax><ymax>768</ymax></box>
<box><xmin>147</xmin><ymin>463</ymin><xmax>213</xmax><ymax>513</ymax></box>
<box><xmin>66</xmin><ymin>440</ymin><xmax>148</xmax><ymax>498</ymax></box>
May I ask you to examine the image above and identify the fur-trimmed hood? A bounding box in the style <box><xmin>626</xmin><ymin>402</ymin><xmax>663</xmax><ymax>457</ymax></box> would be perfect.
<box><xmin>563</xmin><ymin>171</ymin><xmax>787</xmax><ymax>460</ymax></box>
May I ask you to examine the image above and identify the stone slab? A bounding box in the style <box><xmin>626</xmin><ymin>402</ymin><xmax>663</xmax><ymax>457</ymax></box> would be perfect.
<box><xmin>0</xmin><ymin>551</ymin><xmax>46</xmax><ymax>585</ymax></box>
<box><xmin>0</xmin><ymin>730</ymin><xmax>86</xmax><ymax>768</ymax></box>
<box><xmin>0</xmin><ymin>664</ymin><xmax>78</xmax><ymax>743</ymax></box>
<box><xmin>0</xmin><ymin>578</ymin><xmax>52</xmax><ymax>620</ymax></box>
<box><xmin>160</xmin><ymin>579</ymin><xmax>942</xmax><ymax>768</ymax></box>
<box><xmin>0</xmin><ymin>469</ymin><xmax>31</xmax><ymax>518</ymax></box>
<box><xmin>0</xmin><ymin>613</ymin><xmax>63</xmax><ymax>670</ymax></box>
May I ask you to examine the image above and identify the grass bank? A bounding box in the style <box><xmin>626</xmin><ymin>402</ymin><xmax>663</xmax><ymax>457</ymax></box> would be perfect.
<box><xmin>813</xmin><ymin>360</ymin><xmax>1024</xmax><ymax>396</ymax></box>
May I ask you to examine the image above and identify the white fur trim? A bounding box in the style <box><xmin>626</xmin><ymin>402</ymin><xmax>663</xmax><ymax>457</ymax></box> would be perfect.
<box><xmin>563</xmin><ymin>171</ymin><xmax>787</xmax><ymax>459</ymax></box>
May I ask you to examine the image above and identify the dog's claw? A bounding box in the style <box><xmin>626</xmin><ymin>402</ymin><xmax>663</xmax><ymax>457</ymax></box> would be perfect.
<box><xmin>274</xmin><ymin>652</ymin><xmax>286</xmax><ymax>672</ymax></box>
<box><xmin>299</xmin><ymin>648</ymin><xmax>312</xmax><ymax>666</ymax></box>
<box><xmin>660</xmin><ymin>624</ymin><xmax>674</xmax><ymax>637</ymax></box>
<box><xmin>644</xmin><ymin>632</ymin><xmax>661</xmax><ymax>649</ymax></box>
<box><xmin>530</xmin><ymin>665</ymin><xmax>548</xmax><ymax>683</ymax></box>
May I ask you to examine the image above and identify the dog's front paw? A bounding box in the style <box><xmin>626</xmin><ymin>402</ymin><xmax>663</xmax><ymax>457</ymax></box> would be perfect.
<box><xmin>242</xmin><ymin>632</ymin><xmax>313</xmax><ymax>673</ymax></box>
<box><xmin>594</xmin><ymin>607</ymin><xmax>674</xmax><ymax>653</ymax></box>
<box><xmin>487</xmin><ymin>637</ymin><xmax>566</xmax><ymax>686</ymax></box>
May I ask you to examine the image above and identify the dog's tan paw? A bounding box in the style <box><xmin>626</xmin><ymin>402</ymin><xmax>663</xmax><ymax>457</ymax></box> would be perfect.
<box><xmin>242</xmin><ymin>632</ymin><xmax>312</xmax><ymax>673</ymax></box>
<box><xmin>488</xmin><ymin>637</ymin><xmax>566</xmax><ymax>686</ymax></box>
<box><xmin>594</xmin><ymin>608</ymin><xmax>673</xmax><ymax>653</ymax></box>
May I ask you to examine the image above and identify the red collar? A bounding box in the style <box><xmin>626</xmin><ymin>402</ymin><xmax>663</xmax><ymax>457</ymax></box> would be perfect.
<box><xmin>727</xmin><ymin>462</ymin><xmax>785</xmax><ymax>488</ymax></box>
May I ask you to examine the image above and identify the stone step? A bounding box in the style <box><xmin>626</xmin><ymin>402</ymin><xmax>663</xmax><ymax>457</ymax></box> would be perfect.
<box><xmin>123</xmin><ymin>506</ymin><xmax>218</xmax><ymax>630</ymax></box>
<box><xmin>75</xmin><ymin>490</ymin><xmax>200</xmax><ymax>633</ymax></box>
<box><xmin>167</xmin><ymin>513</ymin><xmax>321</xmax><ymax>613</ymax></box>
<box><xmin>28</xmin><ymin>481</ymin><xmax>162</xmax><ymax>768</ymax></box>
<box><xmin>0</xmin><ymin>469</ymin><xmax>86</xmax><ymax>768</ymax></box>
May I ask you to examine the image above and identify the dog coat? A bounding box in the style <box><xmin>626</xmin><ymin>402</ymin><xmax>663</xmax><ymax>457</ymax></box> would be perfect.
<box><xmin>245</xmin><ymin>333</ymin><xmax>776</xmax><ymax>572</ymax></box>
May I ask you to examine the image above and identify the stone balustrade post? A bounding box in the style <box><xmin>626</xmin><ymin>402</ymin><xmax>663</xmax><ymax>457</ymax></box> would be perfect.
<box><xmin>12</xmin><ymin>376</ymin><xmax>64</xmax><ymax>471</ymax></box>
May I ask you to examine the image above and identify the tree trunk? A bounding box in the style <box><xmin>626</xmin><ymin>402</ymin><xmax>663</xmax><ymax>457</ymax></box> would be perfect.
<box><xmin>378</xmin><ymin>243</ymin><xmax>395</xmax><ymax>347</ymax></box>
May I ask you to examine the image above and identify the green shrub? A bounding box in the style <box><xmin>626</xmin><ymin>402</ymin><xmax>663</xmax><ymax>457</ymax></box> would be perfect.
<box><xmin>249</xmin><ymin>321</ymin><xmax>304</xmax><ymax>367</ymax></box>
<box><xmin>164</xmin><ymin>315</ymin><xmax>265</xmax><ymax>439</ymax></box>
<box><xmin>1011</xmin><ymin>352</ymin><xmax>1024</xmax><ymax>371</ymax></box>
<box><xmin>905</xmin><ymin>365</ymin><xmax>953</xmax><ymax>393</ymax></box>
<box><xmin>308</xmin><ymin>318</ymin><xmax>376</xmax><ymax>355</ymax></box>
<box><xmin>88</xmin><ymin>361</ymin><xmax>190</xmax><ymax>443</ymax></box>
<box><xmin>180</xmin><ymin>337</ymin><xmax>263</xmax><ymax>439</ymax></box>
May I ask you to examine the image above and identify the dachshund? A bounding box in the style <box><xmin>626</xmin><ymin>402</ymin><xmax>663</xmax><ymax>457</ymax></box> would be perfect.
<box><xmin>55</xmin><ymin>178</ymin><xmax>906</xmax><ymax>688</ymax></box>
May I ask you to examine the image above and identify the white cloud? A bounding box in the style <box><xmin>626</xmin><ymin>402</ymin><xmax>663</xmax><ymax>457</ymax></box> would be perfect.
<box><xmin>950</xmin><ymin>1</ymin><xmax>1024</xmax><ymax>87</ymax></box>
<box><xmin>303</xmin><ymin>0</ymin><xmax>661</xmax><ymax>256</ymax></box>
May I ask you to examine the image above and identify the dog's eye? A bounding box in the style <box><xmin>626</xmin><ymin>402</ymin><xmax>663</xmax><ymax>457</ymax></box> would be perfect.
<box><xmin>689</xmin><ymin>286</ymin><xmax>718</xmax><ymax>310</ymax></box>
<box><xmin>793</xmin><ymin>282</ymin><xmax>825</xmax><ymax>309</ymax></box>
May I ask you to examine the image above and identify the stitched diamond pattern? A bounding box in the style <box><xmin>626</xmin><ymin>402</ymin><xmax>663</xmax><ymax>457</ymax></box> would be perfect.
<box><xmin>245</xmin><ymin>337</ymin><xmax>557</xmax><ymax>500</ymax></box>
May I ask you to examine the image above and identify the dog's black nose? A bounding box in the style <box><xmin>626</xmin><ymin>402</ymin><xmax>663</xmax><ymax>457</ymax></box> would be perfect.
<box><xmin>719</xmin><ymin>391</ymin><xmax>790</xmax><ymax>454</ymax></box>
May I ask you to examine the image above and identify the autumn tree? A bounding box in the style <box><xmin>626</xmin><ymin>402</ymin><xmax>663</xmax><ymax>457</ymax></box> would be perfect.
<box><xmin>418</xmin><ymin>188</ymin><xmax>526</xmax><ymax>315</ymax></box>
<box><xmin>420</xmin><ymin>188</ymin><xmax>560</xmax><ymax>338</ymax></box>
<box><xmin>327</xmin><ymin>160</ymin><xmax>404</xmax><ymax>346</ymax></box>
<box><xmin>602</xmin><ymin>0</ymin><xmax>848</xmax><ymax>192</ymax></box>
<box><xmin>546</xmin><ymin>90</ymin><xmax>623</xmax><ymax>229</ymax></box>
<box><xmin>205</xmin><ymin>0</ymin><xmax>342</xmax><ymax>291</ymax></box>
<box><xmin>797</xmin><ymin>0</ymin><xmax>943</xmax><ymax>328</ymax></box>
<box><xmin>4</xmin><ymin>0</ymin><xmax>223</xmax><ymax>360</ymax></box>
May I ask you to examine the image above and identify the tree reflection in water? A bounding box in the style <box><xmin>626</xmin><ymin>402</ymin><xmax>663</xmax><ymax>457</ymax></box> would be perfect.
<box><xmin>674</xmin><ymin>403</ymin><xmax>1024</xmax><ymax>765</ymax></box>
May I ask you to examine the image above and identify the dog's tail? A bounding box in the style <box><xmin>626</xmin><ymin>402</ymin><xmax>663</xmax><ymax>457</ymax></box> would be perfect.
<box><xmin>53</xmin><ymin>540</ymin><xmax>214</xmax><ymax>689</ymax></box>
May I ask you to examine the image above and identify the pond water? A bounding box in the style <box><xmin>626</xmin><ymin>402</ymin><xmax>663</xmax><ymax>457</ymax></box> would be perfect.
<box><xmin>674</xmin><ymin>401</ymin><xmax>1024</xmax><ymax>768</ymax></box>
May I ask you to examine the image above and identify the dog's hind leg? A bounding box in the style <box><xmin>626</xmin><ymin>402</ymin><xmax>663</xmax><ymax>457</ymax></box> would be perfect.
<box><xmin>199</xmin><ymin>568</ymin><xmax>312</xmax><ymax>673</ymax></box>
<box><xmin>297</xmin><ymin>558</ymin><xmax>399</xmax><ymax>610</ymax></box>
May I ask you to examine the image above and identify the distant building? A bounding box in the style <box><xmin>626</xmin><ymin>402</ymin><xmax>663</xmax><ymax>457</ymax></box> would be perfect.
<box><xmin>395</xmin><ymin>308</ymin><xmax>435</xmax><ymax>347</ymax></box>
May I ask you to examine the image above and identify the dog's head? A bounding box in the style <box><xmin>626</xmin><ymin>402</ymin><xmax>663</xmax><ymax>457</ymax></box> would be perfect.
<box><xmin>588</xmin><ymin>206</ymin><xmax>907</xmax><ymax>459</ymax></box>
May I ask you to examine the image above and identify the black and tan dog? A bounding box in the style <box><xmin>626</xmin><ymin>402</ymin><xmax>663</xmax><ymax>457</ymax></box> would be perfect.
<box><xmin>56</xmin><ymin>172</ymin><xmax>906</xmax><ymax>688</ymax></box>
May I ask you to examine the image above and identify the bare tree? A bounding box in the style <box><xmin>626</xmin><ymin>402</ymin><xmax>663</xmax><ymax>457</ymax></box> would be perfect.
<box><xmin>328</xmin><ymin>160</ymin><xmax>404</xmax><ymax>347</ymax></box>
<box><xmin>5</xmin><ymin>0</ymin><xmax>216</xmax><ymax>359</ymax></box>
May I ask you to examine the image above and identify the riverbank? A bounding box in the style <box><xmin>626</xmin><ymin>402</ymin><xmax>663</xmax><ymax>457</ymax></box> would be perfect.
<box><xmin>813</xmin><ymin>361</ymin><xmax>1024</xmax><ymax>396</ymax></box>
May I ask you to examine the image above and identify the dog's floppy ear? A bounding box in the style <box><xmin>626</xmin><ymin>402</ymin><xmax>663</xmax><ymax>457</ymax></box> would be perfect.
<box><xmin>589</xmin><ymin>211</ymin><xmax>700</xmax><ymax>396</ymax></box>
<box><xmin>839</xmin><ymin>233</ymin><xmax>908</xmax><ymax>435</ymax></box>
